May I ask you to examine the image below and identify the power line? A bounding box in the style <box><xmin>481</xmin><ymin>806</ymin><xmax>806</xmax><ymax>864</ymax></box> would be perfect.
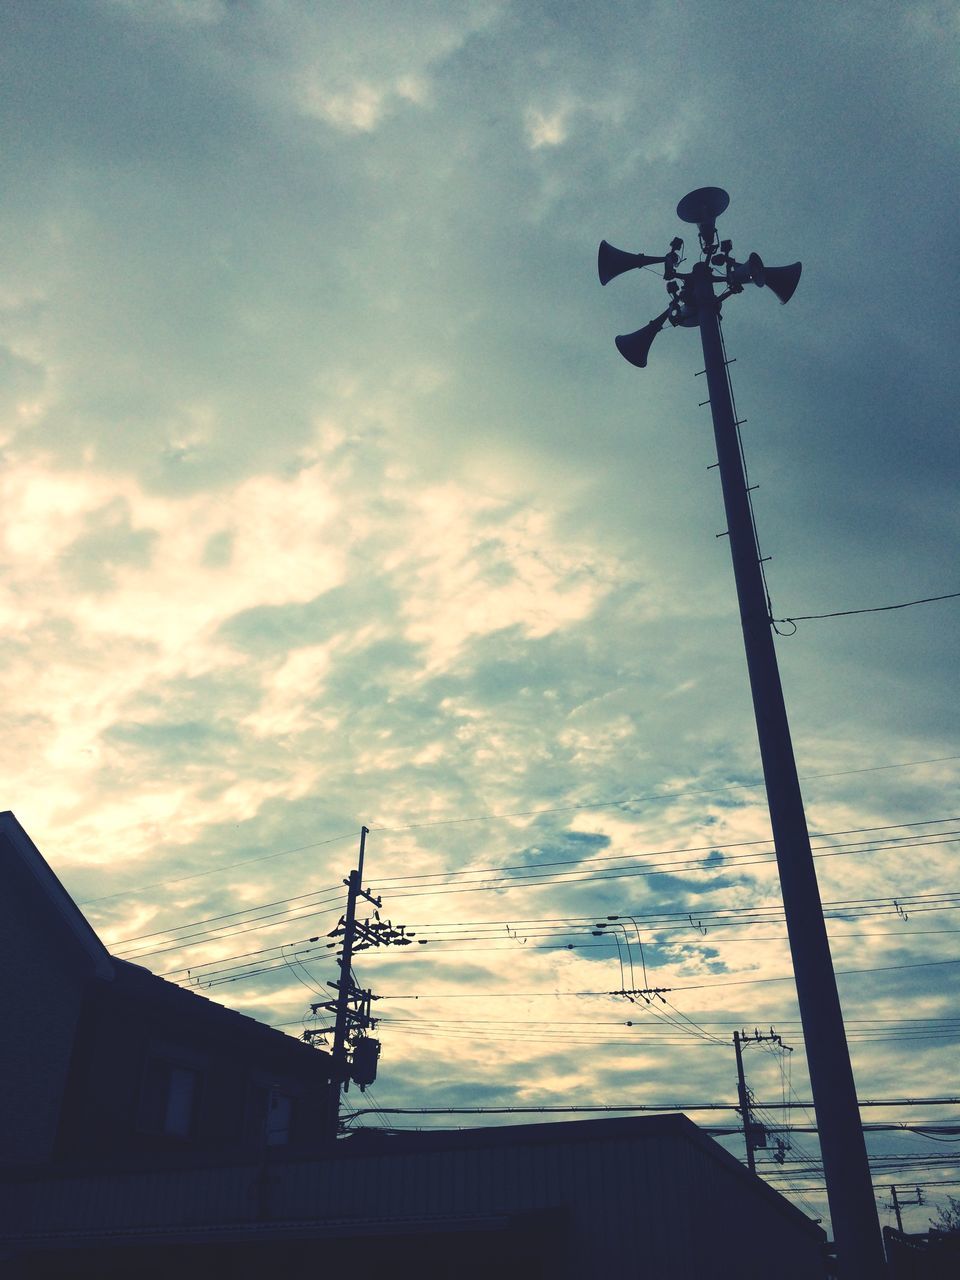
<box><xmin>366</xmin><ymin>819</ymin><xmax>960</xmax><ymax>888</ymax></box>
<box><xmin>371</xmin><ymin>837</ymin><xmax>960</xmax><ymax>903</ymax></box>
<box><xmin>116</xmin><ymin>899</ymin><xmax>344</xmax><ymax>962</ymax></box>
<box><xmin>339</xmin><ymin>926</ymin><xmax>960</xmax><ymax>962</ymax></box>
<box><xmin>399</xmin><ymin>887</ymin><xmax>960</xmax><ymax>934</ymax></box>
<box><xmin>186</xmin><ymin>943</ymin><xmax>960</xmax><ymax>997</ymax></box>
<box><xmin>366</xmin><ymin>753</ymin><xmax>960</xmax><ymax>832</ymax></box>
<box><xmin>376</xmin><ymin>953</ymin><xmax>960</xmax><ymax>1000</ymax></box>
<box><xmin>77</xmin><ymin>830</ymin><xmax>357</xmax><ymax>904</ymax></box>
<box><xmin>769</xmin><ymin>1178</ymin><xmax>960</xmax><ymax>1193</ymax></box>
<box><xmin>151</xmin><ymin>886</ymin><xmax>960</xmax><ymax>983</ymax></box>
<box><xmin>341</xmin><ymin>1099</ymin><xmax>960</xmax><ymax>1117</ymax></box>
<box><xmin>71</xmin><ymin>752</ymin><xmax>960</xmax><ymax>907</ymax></box>
<box><xmin>156</xmin><ymin>913</ymin><xmax>960</xmax><ymax>986</ymax></box>
<box><xmin>774</xmin><ymin>590</ymin><xmax>960</xmax><ymax>630</ymax></box>
<box><xmin>377</xmin><ymin>1013</ymin><xmax>960</xmax><ymax>1048</ymax></box>
<box><xmin>106</xmin><ymin>817</ymin><xmax>960</xmax><ymax>958</ymax></box>
<box><xmin>110</xmin><ymin>883</ymin><xmax>342</xmax><ymax>947</ymax></box>
<box><xmin>106</xmin><ymin>816</ymin><xmax>960</xmax><ymax>954</ymax></box>
<box><xmin>668</xmin><ymin>955</ymin><xmax>960</xmax><ymax>994</ymax></box>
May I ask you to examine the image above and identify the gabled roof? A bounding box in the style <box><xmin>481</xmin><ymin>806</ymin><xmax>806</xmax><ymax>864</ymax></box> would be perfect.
<box><xmin>0</xmin><ymin>810</ymin><xmax>329</xmax><ymax>1066</ymax></box>
<box><xmin>0</xmin><ymin>811</ymin><xmax>113</xmax><ymax>981</ymax></box>
<box><xmin>112</xmin><ymin>958</ymin><xmax>330</xmax><ymax>1067</ymax></box>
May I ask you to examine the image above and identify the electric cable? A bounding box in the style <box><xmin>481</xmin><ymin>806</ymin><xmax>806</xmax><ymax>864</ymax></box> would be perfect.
<box><xmin>107</xmin><ymin>816</ymin><xmax>960</xmax><ymax>955</ymax></box>
<box><xmin>365</xmin><ymin>754</ymin><xmax>960</xmax><ymax>833</ymax></box>
<box><xmin>774</xmin><ymin>590</ymin><xmax>960</xmax><ymax>631</ymax></box>
<box><xmin>77</xmin><ymin>830</ymin><xmax>358</xmax><ymax>903</ymax></box>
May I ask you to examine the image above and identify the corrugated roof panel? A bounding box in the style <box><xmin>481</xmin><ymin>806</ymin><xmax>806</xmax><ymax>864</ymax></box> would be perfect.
<box><xmin>1</xmin><ymin>1116</ymin><xmax>825</xmax><ymax>1278</ymax></box>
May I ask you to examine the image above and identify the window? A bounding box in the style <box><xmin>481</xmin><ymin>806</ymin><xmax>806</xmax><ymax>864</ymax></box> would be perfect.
<box><xmin>265</xmin><ymin>1089</ymin><xmax>294</xmax><ymax>1146</ymax></box>
<box><xmin>138</xmin><ymin>1058</ymin><xmax>201</xmax><ymax>1138</ymax></box>
<box><xmin>164</xmin><ymin>1065</ymin><xmax>199</xmax><ymax>1138</ymax></box>
<box><xmin>247</xmin><ymin>1081</ymin><xmax>297</xmax><ymax>1146</ymax></box>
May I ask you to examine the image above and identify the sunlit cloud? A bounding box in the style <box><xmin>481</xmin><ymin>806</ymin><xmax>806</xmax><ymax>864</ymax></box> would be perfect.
<box><xmin>1</xmin><ymin>0</ymin><xmax>957</xmax><ymax>1236</ymax></box>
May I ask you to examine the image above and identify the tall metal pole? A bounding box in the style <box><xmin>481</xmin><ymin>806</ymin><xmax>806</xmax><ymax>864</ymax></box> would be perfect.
<box><xmin>691</xmin><ymin>259</ymin><xmax>885</xmax><ymax>1277</ymax></box>
<box><xmin>733</xmin><ymin>1030</ymin><xmax>756</xmax><ymax>1174</ymax></box>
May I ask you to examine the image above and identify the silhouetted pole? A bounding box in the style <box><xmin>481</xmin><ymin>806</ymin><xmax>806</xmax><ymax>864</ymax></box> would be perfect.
<box><xmin>691</xmin><ymin>259</ymin><xmax>884</xmax><ymax>1278</ymax></box>
<box><xmin>733</xmin><ymin>1030</ymin><xmax>756</xmax><ymax>1174</ymax></box>
<box><xmin>326</xmin><ymin>824</ymin><xmax>368</xmax><ymax>1139</ymax></box>
<box><xmin>890</xmin><ymin>1185</ymin><xmax>903</xmax><ymax>1234</ymax></box>
<box><xmin>599</xmin><ymin>190</ymin><xmax>885</xmax><ymax>1277</ymax></box>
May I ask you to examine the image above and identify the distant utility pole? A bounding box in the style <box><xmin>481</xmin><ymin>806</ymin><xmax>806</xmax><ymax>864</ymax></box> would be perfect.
<box><xmin>887</xmin><ymin>1185</ymin><xmax>923</xmax><ymax>1234</ymax></box>
<box><xmin>305</xmin><ymin>826</ymin><xmax>418</xmax><ymax>1140</ymax></box>
<box><xmin>733</xmin><ymin>1028</ymin><xmax>791</xmax><ymax>1173</ymax></box>
<box><xmin>598</xmin><ymin>188</ymin><xmax>885</xmax><ymax>1279</ymax></box>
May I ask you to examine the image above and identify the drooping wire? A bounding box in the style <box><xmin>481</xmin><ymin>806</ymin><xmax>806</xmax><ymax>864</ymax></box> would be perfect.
<box><xmin>77</xmin><ymin>830</ymin><xmax>357</xmax><ymax>904</ymax></box>
<box><xmin>773</xmin><ymin>590</ymin><xmax>960</xmax><ymax>630</ymax></box>
<box><xmin>658</xmin><ymin>996</ymin><xmax>729</xmax><ymax>1047</ymax></box>
<box><xmin>280</xmin><ymin>941</ymin><xmax>326</xmax><ymax>997</ymax></box>
<box><xmin>74</xmin><ymin>753</ymin><xmax>960</xmax><ymax>911</ymax></box>
<box><xmin>366</xmin><ymin>753</ymin><xmax>960</xmax><ymax>833</ymax></box>
<box><xmin>108</xmin><ymin>820</ymin><xmax>960</xmax><ymax>962</ymax></box>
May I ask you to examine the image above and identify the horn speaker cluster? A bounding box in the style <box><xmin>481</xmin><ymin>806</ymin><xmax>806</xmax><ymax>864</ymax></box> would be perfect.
<box><xmin>598</xmin><ymin>187</ymin><xmax>801</xmax><ymax>368</ymax></box>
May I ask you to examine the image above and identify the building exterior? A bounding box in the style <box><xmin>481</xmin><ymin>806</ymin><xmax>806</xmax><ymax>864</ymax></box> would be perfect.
<box><xmin>1</xmin><ymin>812</ymin><xmax>828</xmax><ymax>1277</ymax></box>
<box><xmin>3</xmin><ymin>1113</ymin><xmax>827</xmax><ymax>1278</ymax></box>
<box><xmin>883</xmin><ymin>1225</ymin><xmax>960</xmax><ymax>1279</ymax></box>
<box><xmin>0</xmin><ymin>810</ymin><xmax>333</xmax><ymax>1169</ymax></box>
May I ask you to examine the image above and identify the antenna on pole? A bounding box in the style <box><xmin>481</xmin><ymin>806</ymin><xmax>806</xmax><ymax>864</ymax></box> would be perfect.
<box><xmin>597</xmin><ymin>190</ymin><xmax>883</xmax><ymax>1280</ymax></box>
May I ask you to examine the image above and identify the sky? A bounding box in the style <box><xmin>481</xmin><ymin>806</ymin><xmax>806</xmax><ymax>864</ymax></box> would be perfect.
<box><xmin>2</xmin><ymin>0</ymin><xmax>959</xmax><ymax>1237</ymax></box>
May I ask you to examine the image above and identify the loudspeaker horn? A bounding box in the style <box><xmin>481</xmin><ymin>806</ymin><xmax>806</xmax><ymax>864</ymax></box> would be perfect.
<box><xmin>760</xmin><ymin>261</ymin><xmax>802</xmax><ymax>305</ymax></box>
<box><xmin>728</xmin><ymin>252</ymin><xmax>766</xmax><ymax>288</ymax></box>
<box><xmin>676</xmin><ymin>187</ymin><xmax>730</xmax><ymax>236</ymax></box>
<box><xmin>614</xmin><ymin>309</ymin><xmax>670</xmax><ymax>368</ymax></box>
<box><xmin>598</xmin><ymin>240</ymin><xmax>668</xmax><ymax>286</ymax></box>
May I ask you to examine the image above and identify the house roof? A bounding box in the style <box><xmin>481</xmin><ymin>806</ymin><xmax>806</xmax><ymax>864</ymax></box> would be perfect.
<box><xmin>0</xmin><ymin>811</ymin><xmax>114</xmax><ymax>981</ymax></box>
<box><xmin>0</xmin><ymin>810</ymin><xmax>329</xmax><ymax>1067</ymax></box>
<box><xmin>339</xmin><ymin>1113</ymin><xmax>824</xmax><ymax>1237</ymax></box>
<box><xmin>111</xmin><ymin>958</ymin><xmax>330</xmax><ymax>1067</ymax></box>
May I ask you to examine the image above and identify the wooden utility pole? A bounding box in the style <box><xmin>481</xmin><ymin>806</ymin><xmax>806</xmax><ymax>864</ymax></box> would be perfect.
<box><xmin>322</xmin><ymin>826</ymin><xmax>380</xmax><ymax>1140</ymax></box>
<box><xmin>734</xmin><ymin>1030</ymin><xmax>757</xmax><ymax>1174</ymax></box>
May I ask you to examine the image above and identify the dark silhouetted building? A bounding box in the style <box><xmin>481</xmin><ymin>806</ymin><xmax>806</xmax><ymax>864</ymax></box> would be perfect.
<box><xmin>0</xmin><ymin>810</ymin><xmax>332</xmax><ymax>1170</ymax></box>
<box><xmin>0</xmin><ymin>812</ymin><xmax>827</xmax><ymax>1277</ymax></box>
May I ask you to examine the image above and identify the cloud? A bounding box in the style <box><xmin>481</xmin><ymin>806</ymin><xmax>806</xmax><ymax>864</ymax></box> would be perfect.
<box><xmin>1</xmin><ymin>0</ymin><xmax>958</xmax><ymax>1236</ymax></box>
<box><xmin>524</xmin><ymin>103</ymin><xmax>573</xmax><ymax>150</ymax></box>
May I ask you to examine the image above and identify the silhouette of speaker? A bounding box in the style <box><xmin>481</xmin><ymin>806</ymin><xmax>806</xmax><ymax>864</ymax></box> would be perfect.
<box><xmin>761</xmin><ymin>261</ymin><xmax>802</xmax><ymax>304</ymax></box>
<box><xmin>729</xmin><ymin>254</ymin><xmax>802</xmax><ymax>304</ymax></box>
<box><xmin>614</xmin><ymin>310</ymin><xmax>670</xmax><ymax>367</ymax></box>
<box><xmin>598</xmin><ymin>240</ymin><xmax>668</xmax><ymax>286</ymax></box>
<box><xmin>676</xmin><ymin>186</ymin><xmax>730</xmax><ymax>236</ymax></box>
<box><xmin>728</xmin><ymin>252</ymin><xmax>766</xmax><ymax>288</ymax></box>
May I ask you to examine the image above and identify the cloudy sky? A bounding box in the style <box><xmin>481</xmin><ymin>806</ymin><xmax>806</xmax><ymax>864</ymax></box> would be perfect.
<box><xmin>2</xmin><ymin>0</ymin><xmax>958</xmax><ymax>1235</ymax></box>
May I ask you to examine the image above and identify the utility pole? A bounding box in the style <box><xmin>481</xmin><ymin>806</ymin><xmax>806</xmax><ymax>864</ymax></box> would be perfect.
<box><xmin>890</xmin><ymin>1186</ymin><xmax>903</xmax><ymax>1235</ymax></box>
<box><xmin>734</xmin><ymin>1029</ymin><xmax>756</xmax><ymax>1174</ymax></box>
<box><xmin>317</xmin><ymin>826</ymin><xmax>380</xmax><ymax>1140</ymax></box>
<box><xmin>306</xmin><ymin>826</ymin><xmax>419</xmax><ymax>1140</ymax></box>
<box><xmin>733</xmin><ymin>1028</ymin><xmax>791</xmax><ymax>1173</ymax></box>
<box><xmin>887</xmin><ymin>1185</ymin><xmax>923</xmax><ymax>1234</ymax></box>
<box><xmin>598</xmin><ymin>188</ymin><xmax>885</xmax><ymax>1278</ymax></box>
